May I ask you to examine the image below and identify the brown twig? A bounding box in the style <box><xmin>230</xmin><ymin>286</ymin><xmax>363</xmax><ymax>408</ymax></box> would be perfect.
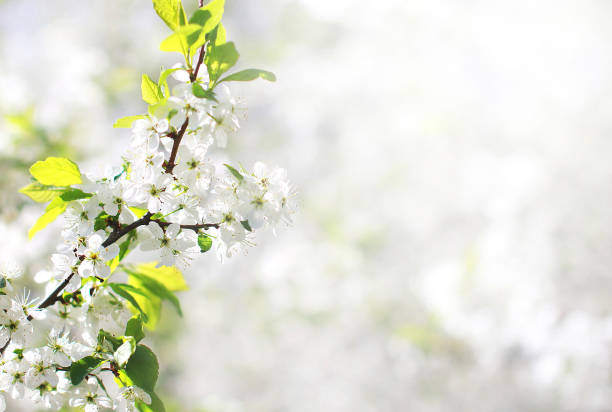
<box><xmin>157</xmin><ymin>221</ymin><xmax>220</xmax><ymax>232</ymax></box>
<box><xmin>164</xmin><ymin>117</ymin><xmax>189</xmax><ymax>173</ymax></box>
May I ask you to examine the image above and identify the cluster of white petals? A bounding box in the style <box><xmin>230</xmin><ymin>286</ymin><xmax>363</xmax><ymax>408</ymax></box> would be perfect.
<box><xmin>0</xmin><ymin>55</ymin><xmax>295</xmax><ymax>410</ymax></box>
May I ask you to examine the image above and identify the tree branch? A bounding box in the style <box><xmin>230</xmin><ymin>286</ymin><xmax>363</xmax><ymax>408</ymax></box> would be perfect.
<box><xmin>165</xmin><ymin>117</ymin><xmax>189</xmax><ymax>173</ymax></box>
<box><xmin>157</xmin><ymin>221</ymin><xmax>220</xmax><ymax>231</ymax></box>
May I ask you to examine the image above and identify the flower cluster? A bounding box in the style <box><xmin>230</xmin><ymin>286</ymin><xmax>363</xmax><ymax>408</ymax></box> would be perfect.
<box><xmin>0</xmin><ymin>0</ymin><xmax>295</xmax><ymax>410</ymax></box>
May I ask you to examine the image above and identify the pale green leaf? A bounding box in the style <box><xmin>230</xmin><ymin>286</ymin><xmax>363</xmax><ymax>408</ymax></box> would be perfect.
<box><xmin>188</xmin><ymin>0</ymin><xmax>225</xmax><ymax>52</ymax></box>
<box><xmin>219</xmin><ymin>68</ymin><xmax>276</xmax><ymax>83</ymax></box>
<box><xmin>189</xmin><ymin>0</ymin><xmax>224</xmax><ymax>32</ymax></box>
<box><xmin>141</xmin><ymin>74</ymin><xmax>164</xmax><ymax>105</ymax></box>
<box><xmin>29</xmin><ymin>157</ymin><xmax>82</xmax><ymax>186</ymax></box>
<box><xmin>113</xmin><ymin>115</ymin><xmax>146</xmax><ymax>128</ymax></box>
<box><xmin>128</xmin><ymin>207</ymin><xmax>148</xmax><ymax>218</ymax></box>
<box><xmin>159</xmin><ymin>24</ymin><xmax>202</xmax><ymax>56</ymax></box>
<box><xmin>207</xmin><ymin>41</ymin><xmax>239</xmax><ymax>85</ymax></box>
<box><xmin>132</xmin><ymin>263</ymin><xmax>188</xmax><ymax>291</ymax></box>
<box><xmin>109</xmin><ymin>283</ymin><xmax>150</xmax><ymax>323</ymax></box>
<box><xmin>18</xmin><ymin>183</ymin><xmax>63</xmax><ymax>203</ymax></box>
<box><xmin>126</xmin><ymin>272</ymin><xmax>182</xmax><ymax>316</ymax></box>
<box><xmin>128</xmin><ymin>276</ymin><xmax>161</xmax><ymax>330</ymax></box>
<box><xmin>28</xmin><ymin>196</ymin><xmax>68</xmax><ymax>239</ymax></box>
<box><xmin>223</xmin><ymin>163</ymin><xmax>243</xmax><ymax>181</ymax></box>
<box><xmin>153</xmin><ymin>0</ymin><xmax>187</xmax><ymax>32</ymax></box>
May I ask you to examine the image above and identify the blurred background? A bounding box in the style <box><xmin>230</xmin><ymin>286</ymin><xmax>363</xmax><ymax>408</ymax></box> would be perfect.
<box><xmin>1</xmin><ymin>0</ymin><xmax>612</xmax><ymax>411</ymax></box>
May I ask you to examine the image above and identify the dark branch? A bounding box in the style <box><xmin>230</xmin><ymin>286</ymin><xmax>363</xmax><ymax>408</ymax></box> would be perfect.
<box><xmin>164</xmin><ymin>117</ymin><xmax>189</xmax><ymax>173</ymax></box>
<box><xmin>157</xmin><ymin>221</ymin><xmax>220</xmax><ymax>231</ymax></box>
<box><xmin>102</xmin><ymin>212</ymin><xmax>153</xmax><ymax>247</ymax></box>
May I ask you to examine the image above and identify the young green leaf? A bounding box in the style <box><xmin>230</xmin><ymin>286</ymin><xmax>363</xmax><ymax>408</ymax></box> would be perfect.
<box><xmin>126</xmin><ymin>272</ymin><xmax>183</xmax><ymax>316</ymax></box>
<box><xmin>158</xmin><ymin>67</ymin><xmax>181</xmax><ymax>97</ymax></box>
<box><xmin>113</xmin><ymin>115</ymin><xmax>146</xmax><ymax>128</ymax></box>
<box><xmin>28</xmin><ymin>196</ymin><xmax>68</xmax><ymax>239</ymax></box>
<box><xmin>128</xmin><ymin>206</ymin><xmax>149</xmax><ymax>218</ymax></box>
<box><xmin>223</xmin><ymin>163</ymin><xmax>244</xmax><ymax>181</ymax></box>
<box><xmin>152</xmin><ymin>0</ymin><xmax>187</xmax><ymax>32</ymax></box>
<box><xmin>127</xmin><ymin>279</ymin><xmax>161</xmax><ymax>330</ymax></box>
<box><xmin>18</xmin><ymin>183</ymin><xmax>63</xmax><ymax>203</ymax></box>
<box><xmin>141</xmin><ymin>74</ymin><xmax>165</xmax><ymax>105</ymax></box>
<box><xmin>219</xmin><ymin>69</ymin><xmax>277</xmax><ymax>83</ymax></box>
<box><xmin>69</xmin><ymin>356</ymin><xmax>105</xmax><ymax>385</ymax></box>
<box><xmin>240</xmin><ymin>220</ymin><xmax>253</xmax><ymax>232</ymax></box>
<box><xmin>125</xmin><ymin>316</ymin><xmax>145</xmax><ymax>343</ymax></box>
<box><xmin>29</xmin><ymin>157</ymin><xmax>82</xmax><ymax>186</ymax></box>
<box><xmin>189</xmin><ymin>0</ymin><xmax>224</xmax><ymax>32</ymax></box>
<box><xmin>206</xmin><ymin>42</ymin><xmax>240</xmax><ymax>85</ymax></box>
<box><xmin>98</xmin><ymin>329</ymin><xmax>124</xmax><ymax>351</ymax></box>
<box><xmin>109</xmin><ymin>235</ymin><xmax>134</xmax><ymax>273</ymax></box>
<box><xmin>206</xmin><ymin>23</ymin><xmax>226</xmax><ymax>46</ymax></box>
<box><xmin>192</xmin><ymin>83</ymin><xmax>217</xmax><ymax>101</ymax></box>
<box><xmin>109</xmin><ymin>283</ymin><xmax>150</xmax><ymax>323</ymax></box>
<box><xmin>197</xmin><ymin>233</ymin><xmax>213</xmax><ymax>252</ymax></box>
<box><xmin>159</xmin><ymin>24</ymin><xmax>202</xmax><ymax>57</ymax></box>
<box><xmin>131</xmin><ymin>263</ymin><xmax>188</xmax><ymax>292</ymax></box>
<box><xmin>59</xmin><ymin>188</ymin><xmax>92</xmax><ymax>202</ymax></box>
<box><xmin>124</xmin><ymin>345</ymin><xmax>159</xmax><ymax>393</ymax></box>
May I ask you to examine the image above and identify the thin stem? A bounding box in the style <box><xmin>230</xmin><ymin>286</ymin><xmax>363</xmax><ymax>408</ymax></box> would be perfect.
<box><xmin>157</xmin><ymin>221</ymin><xmax>220</xmax><ymax>232</ymax></box>
<box><xmin>102</xmin><ymin>212</ymin><xmax>153</xmax><ymax>248</ymax></box>
<box><xmin>165</xmin><ymin>117</ymin><xmax>189</xmax><ymax>173</ymax></box>
<box><xmin>38</xmin><ymin>274</ymin><xmax>73</xmax><ymax>309</ymax></box>
<box><xmin>37</xmin><ymin>212</ymin><xmax>154</xmax><ymax>310</ymax></box>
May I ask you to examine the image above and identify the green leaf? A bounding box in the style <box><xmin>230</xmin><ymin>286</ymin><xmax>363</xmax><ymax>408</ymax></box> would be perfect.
<box><xmin>125</xmin><ymin>316</ymin><xmax>145</xmax><ymax>343</ymax></box>
<box><xmin>129</xmin><ymin>207</ymin><xmax>148</xmax><ymax>219</ymax></box>
<box><xmin>126</xmin><ymin>272</ymin><xmax>182</xmax><ymax>317</ymax></box>
<box><xmin>137</xmin><ymin>392</ymin><xmax>166</xmax><ymax>412</ymax></box>
<box><xmin>18</xmin><ymin>183</ymin><xmax>63</xmax><ymax>203</ymax></box>
<box><xmin>94</xmin><ymin>212</ymin><xmax>110</xmax><ymax>232</ymax></box>
<box><xmin>192</xmin><ymin>83</ymin><xmax>217</xmax><ymax>101</ymax></box>
<box><xmin>219</xmin><ymin>69</ymin><xmax>276</xmax><ymax>83</ymax></box>
<box><xmin>29</xmin><ymin>157</ymin><xmax>82</xmax><ymax>186</ymax></box>
<box><xmin>28</xmin><ymin>196</ymin><xmax>68</xmax><ymax>239</ymax></box>
<box><xmin>98</xmin><ymin>329</ymin><xmax>124</xmax><ymax>352</ymax></box>
<box><xmin>114</xmin><ymin>115</ymin><xmax>146</xmax><ymax>128</ymax></box>
<box><xmin>197</xmin><ymin>233</ymin><xmax>213</xmax><ymax>252</ymax></box>
<box><xmin>109</xmin><ymin>283</ymin><xmax>150</xmax><ymax>323</ymax></box>
<box><xmin>131</xmin><ymin>263</ymin><xmax>188</xmax><ymax>292</ymax></box>
<box><xmin>240</xmin><ymin>220</ymin><xmax>252</xmax><ymax>232</ymax></box>
<box><xmin>153</xmin><ymin>0</ymin><xmax>187</xmax><ymax>32</ymax></box>
<box><xmin>206</xmin><ymin>23</ymin><xmax>226</xmax><ymax>46</ymax></box>
<box><xmin>124</xmin><ymin>345</ymin><xmax>159</xmax><ymax>393</ymax></box>
<box><xmin>59</xmin><ymin>188</ymin><xmax>92</xmax><ymax>202</ymax></box>
<box><xmin>159</xmin><ymin>24</ymin><xmax>202</xmax><ymax>56</ymax></box>
<box><xmin>223</xmin><ymin>163</ymin><xmax>243</xmax><ymax>181</ymax></box>
<box><xmin>109</xmin><ymin>235</ymin><xmax>133</xmax><ymax>273</ymax></box>
<box><xmin>206</xmin><ymin>41</ymin><xmax>239</xmax><ymax>85</ymax></box>
<box><xmin>189</xmin><ymin>0</ymin><xmax>224</xmax><ymax>30</ymax></box>
<box><xmin>69</xmin><ymin>356</ymin><xmax>105</xmax><ymax>385</ymax></box>
<box><xmin>141</xmin><ymin>74</ymin><xmax>164</xmax><ymax>105</ymax></box>
<box><xmin>158</xmin><ymin>68</ymin><xmax>181</xmax><ymax>97</ymax></box>
<box><xmin>128</xmin><ymin>281</ymin><xmax>161</xmax><ymax>330</ymax></box>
